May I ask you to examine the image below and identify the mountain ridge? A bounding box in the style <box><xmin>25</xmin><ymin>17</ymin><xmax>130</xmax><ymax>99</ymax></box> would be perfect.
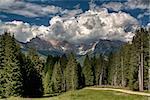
<box><xmin>19</xmin><ymin>36</ymin><xmax>125</xmax><ymax>56</ymax></box>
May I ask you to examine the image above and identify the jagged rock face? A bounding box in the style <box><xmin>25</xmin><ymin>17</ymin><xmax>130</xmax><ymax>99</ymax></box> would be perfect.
<box><xmin>19</xmin><ymin>36</ymin><xmax>125</xmax><ymax>56</ymax></box>
<box><xmin>94</xmin><ymin>40</ymin><xmax>125</xmax><ymax>55</ymax></box>
<box><xmin>25</xmin><ymin>37</ymin><xmax>54</xmax><ymax>50</ymax></box>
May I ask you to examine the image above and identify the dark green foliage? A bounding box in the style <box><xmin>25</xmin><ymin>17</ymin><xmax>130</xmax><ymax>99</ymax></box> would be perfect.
<box><xmin>96</xmin><ymin>55</ymin><xmax>104</xmax><ymax>85</ymax></box>
<box><xmin>59</xmin><ymin>54</ymin><xmax>68</xmax><ymax>91</ymax></box>
<box><xmin>43</xmin><ymin>55</ymin><xmax>59</xmax><ymax>94</ymax></box>
<box><xmin>92</xmin><ymin>55</ymin><xmax>106</xmax><ymax>85</ymax></box>
<box><xmin>28</xmin><ymin>48</ymin><xmax>44</xmax><ymax>75</ymax></box>
<box><xmin>22</xmin><ymin>49</ymin><xmax>43</xmax><ymax>97</ymax></box>
<box><xmin>51</xmin><ymin>62</ymin><xmax>63</xmax><ymax>93</ymax></box>
<box><xmin>0</xmin><ymin>33</ymin><xmax>23</xmax><ymax>97</ymax></box>
<box><xmin>65</xmin><ymin>53</ymin><xmax>81</xmax><ymax>90</ymax></box>
<box><xmin>59</xmin><ymin>54</ymin><xmax>68</xmax><ymax>70</ymax></box>
<box><xmin>134</xmin><ymin>28</ymin><xmax>149</xmax><ymax>91</ymax></box>
<box><xmin>106</xmin><ymin>28</ymin><xmax>150</xmax><ymax>91</ymax></box>
<box><xmin>0</xmin><ymin>35</ymin><xmax>4</xmax><ymax>97</ymax></box>
<box><xmin>83</xmin><ymin>55</ymin><xmax>94</xmax><ymax>86</ymax></box>
<box><xmin>107</xmin><ymin>52</ymin><xmax>121</xmax><ymax>86</ymax></box>
<box><xmin>44</xmin><ymin>55</ymin><xmax>57</xmax><ymax>74</ymax></box>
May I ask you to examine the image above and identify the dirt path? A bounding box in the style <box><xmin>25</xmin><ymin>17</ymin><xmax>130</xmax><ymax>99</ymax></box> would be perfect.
<box><xmin>85</xmin><ymin>87</ymin><xmax>150</xmax><ymax>97</ymax></box>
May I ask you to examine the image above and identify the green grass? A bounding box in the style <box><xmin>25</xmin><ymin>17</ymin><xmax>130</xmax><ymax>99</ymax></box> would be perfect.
<box><xmin>3</xmin><ymin>89</ymin><xmax>149</xmax><ymax>100</ymax></box>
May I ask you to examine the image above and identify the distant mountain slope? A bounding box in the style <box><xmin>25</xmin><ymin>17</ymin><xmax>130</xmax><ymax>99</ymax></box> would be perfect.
<box><xmin>19</xmin><ymin>36</ymin><xmax>125</xmax><ymax>56</ymax></box>
<box><xmin>94</xmin><ymin>40</ymin><xmax>125</xmax><ymax>55</ymax></box>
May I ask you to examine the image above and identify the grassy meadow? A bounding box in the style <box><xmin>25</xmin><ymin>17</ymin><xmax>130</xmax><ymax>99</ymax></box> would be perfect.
<box><xmin>4</xmin><ymin>89</ymin><xmax>149</xmax><ymax>100</ymax></box>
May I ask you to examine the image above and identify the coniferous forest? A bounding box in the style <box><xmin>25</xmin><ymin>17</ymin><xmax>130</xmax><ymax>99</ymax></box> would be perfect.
<box><xmin>0</xmin><ymin>28</ymin><xmax>150</xmax><ymax>98</ymax></box>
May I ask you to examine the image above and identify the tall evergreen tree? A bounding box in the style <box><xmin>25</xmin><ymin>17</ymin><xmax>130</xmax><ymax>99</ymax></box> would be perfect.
<box><xmin>120</xmin><ymin>43</ymin><xmax>132</xmax><ymax>87</ymax></box>
<box><xmin>65</xmin><ymin>53</ymin><xmax>81</xmax><ymax>90</ymax></box>
<box><xmin>83</xmin><ymin>55</ymin><xmax>94</xmax><ymax>86</ymax></box>
<box><xmin>92</xmin><ymin>55</ymin><xmax>104</xmax><ymax>85</ymax></box>
<box><xmin>22</xmin><ymin>49</ymin><xmax>43</xmax><ymax>97</ymax></box>
<box><xmin>131</xmin><ymin>28</ymin><xmax>149</xmax><ymax>91</ymax></box>
<box><xmin>43</xmin><ymin>55</ymin><xmax>56</xmax><ymax>94</ymax></box>
<box><xmin>107</xmin><ymin>52</ymin><xmax>114</xmax><ymax>85</ymax></box>
<box><xmin>59</xmin><ymin>54</ymin><xmax>68</xmax><ymax>91</ymax></box>
<box><xmin>0</xmin><ymin>35</ymin><xmax>5</xmax><ymax>97</ymax></box>
<box><xmin>51</xmin><ymin>62</ymin><xmax>63</xmax><ymax>93</ymax></box>
<box><xmin>0</xmin><ymin>33</ymin><xmax>23</xmax><ymax>97</ymax></box>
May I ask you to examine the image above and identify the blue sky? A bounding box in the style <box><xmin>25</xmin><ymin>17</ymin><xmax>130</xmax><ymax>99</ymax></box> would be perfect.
<box><xmin>0</xmin><ymin>0</ymin><xmax>149</xmax><ymax>43</ymax></box>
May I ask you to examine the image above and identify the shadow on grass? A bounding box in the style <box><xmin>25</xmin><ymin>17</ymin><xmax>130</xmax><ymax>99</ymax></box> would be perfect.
<box><xmin>24</xmin><ymin>93</ymin><xmax>62</xmax><ymax>99</ymax></box>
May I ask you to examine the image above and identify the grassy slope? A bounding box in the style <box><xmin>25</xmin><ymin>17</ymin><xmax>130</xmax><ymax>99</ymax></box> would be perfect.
<box><xmin>6</xmin><ymin>89</ymin><xmax>148</xmax><ymax>100</ymax></box>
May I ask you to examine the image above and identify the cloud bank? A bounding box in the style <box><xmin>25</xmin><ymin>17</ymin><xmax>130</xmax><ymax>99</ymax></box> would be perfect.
<box><xmin>0</xmin><ymin>8</ymin><xmax>139</xmax><ymax>43</ymax></box>
<box><xmin>102</xmin><ymin>0</ymin><xmax>150</xmax><ymax>11</ymax></box>
<box><xmin>0</xmin><ymin>0</ymin><xmax>63</xmax><ymax>17</ymax></box>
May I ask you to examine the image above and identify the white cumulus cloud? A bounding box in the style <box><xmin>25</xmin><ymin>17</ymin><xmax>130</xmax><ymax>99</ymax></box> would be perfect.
<box><xmin>0</xmin><ymin>20</ymin><xmax>50</xmax><ymax>42</ymax></box>
<box><xmin>47</xmin><ymin>8</ymin><xmax>138</xmax><ymax>43</ymax></box>
<box><xmin>0</xmin><ymin>8</ymin><xmax>139</xmax><ymax>43</ymax></box>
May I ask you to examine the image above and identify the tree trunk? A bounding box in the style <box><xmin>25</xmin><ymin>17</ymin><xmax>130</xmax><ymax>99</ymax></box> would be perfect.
<box><xmin>139</xmin><ymin>45</ymin><xmax>144</xmax><ymax>91</ymax></box>
<box><xmin>114</xmin><ymin>71</ymin><xmax>117</xmax><ymax>86</ymax></box>
<box><xmin>99</xmin><ymin>67</ymin><xmax>103</xmax><ymax>86</ymax></box>
<box><xmin>99</xmin><ymin>73</ymin><xmax>102</xmax><ymax>86</ymax></box>
<box><xmin>121</xmin><ymin>56</ymin><xmax>125</xmax><ymax>87</ymax></box>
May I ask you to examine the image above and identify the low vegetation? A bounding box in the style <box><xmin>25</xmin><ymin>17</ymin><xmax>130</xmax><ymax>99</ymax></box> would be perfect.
<box><xmin>6</xmin><ymin>89</ymin><xmax>149</xmax><ymax>100</ymax></box>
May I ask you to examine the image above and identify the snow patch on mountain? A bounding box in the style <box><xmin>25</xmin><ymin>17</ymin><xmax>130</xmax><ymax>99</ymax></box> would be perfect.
<box><xmin>77</xmin><ymin>41</ymin><xmax>99</xmax><ymax>55</ymax></box>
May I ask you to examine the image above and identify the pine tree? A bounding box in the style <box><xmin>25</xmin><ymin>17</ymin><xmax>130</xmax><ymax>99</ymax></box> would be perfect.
<box><xmin>142</xmin><ymin>28</ymin><xmax>150</xmax><ymax>90</ymax></box>
<box><xmin>131</xmin><ymin>28</ymin><xmax>149</xmax><ymax>91</ymax></box>
<box><xmin>92</xmin><ymin>55</ymin><xmax>104</xmax><ymax>85</ymax></box>
<box><xmin>107</xmin><ymin>52</ymin><xmax>114</xmax><ymax>85</ymax></box>
<box><xmin>22</xmin><ymin>49</ymin><xmax>43</xmax><ymax>97</ymax></box>
<box><xmin>28</xmin><ymin>48</ymin><xmax>44</xmax><ymax>75</ymax></box>
<box><xmin>120</xmin><ymin>43</ymin><xmax>132</xmax><ymax>87</ymax></box>
<box><xmin>51</xmin><ymin>62</ymin><xmax>63</xmax><ymax>93</ymax></box>
<box><xmin>43</xmin><ymin>55</ymin><xmax>56</xmax><ymax>94</ymax></box>
<box><xmin>60</xmin><ymin>54</ymin><xmax>68</xmax><ymax>70</ymax></box>
<box><xmin>0</xmin><ymin>35</ymin><xmax>5</xmax><ymax>98</ymax></box>
<box><xmin>83</xmin><ymin>55</ymin><xmax>94</xmax><ymax>86</ymax></box>
<box><xmin>59</xmin><ymin>54</ymin><xmax>68</xmax><ymax>91</ymax></box>
<box><xmin>0</xmin><ymin>32</ymin><xmax>23</xmax><ymax>97</ymax></box>
<box><xmin>43</xmin><ymin>70</ymin><xmax>52</xmax><ymax>94</ymax></box>
<box><xmin>65</xmin><ymin>53</ymin><xmax>81</xmax><ymax>90</ymax></box>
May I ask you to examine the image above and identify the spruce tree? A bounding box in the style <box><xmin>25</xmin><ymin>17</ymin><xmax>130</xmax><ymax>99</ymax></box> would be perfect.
<box><xmin>0</xmin><ymin>35</ymin><xmax>5</xmax><ymax>98</ymax></box>
<box><xmin>59</xmin><ymin>54</ymin><xmax>68</xmax><ymax>91</ymax></box>
<box><xmin>107</xmin><ymin>53</ymin><xmax>114</xmax><ymax>85</ymax></box>
<box><xmin>51</xmin><ymin>62</ymin><xmax>63</xmax><ymax>93</ymax></box>
<box><xmin>43</xmin><ymin>70</ymin><xmax>52</xmax><ymax>94</ymax></box>
<box><xmin>131</xmin><ymin>28</ymin><xmax>149</xmax><ymax>91</ymax></box>
<box><xmin>28</xmin><ymin>48</ymin><xmax>44</xmax><ymax>75</ymax></box>
<box><xmin>0</xmin><ymin>32</ymin><xmax>23</xmax><ymax>97</ymax></box>
<box><xmin>120</xmin><ymin>43</ymin><xmax>132</xmax><ymax>87</ymax></box>
<box><xmin>43</xmin><ymin>55</ymin><xmax>55</xmax><ymax>94</ymax></box>
<box><xmin>65</xmin><ymin>53</ymin><xmax>81</xmax><ymax>90</ymax></box>
<box><xmin>92</xmin><ymin>55</ymin><xmax>104</xmax><ymax>85</ymax></box>
<box><xmin>22</xmin><ymin>49</ymin><xmax>43</xmax><ymax>97</ymax></box>
<box><xmin>83</xmin><ymin>55</ymin><xmax>94</xmax><ymax>86</ymax></box>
